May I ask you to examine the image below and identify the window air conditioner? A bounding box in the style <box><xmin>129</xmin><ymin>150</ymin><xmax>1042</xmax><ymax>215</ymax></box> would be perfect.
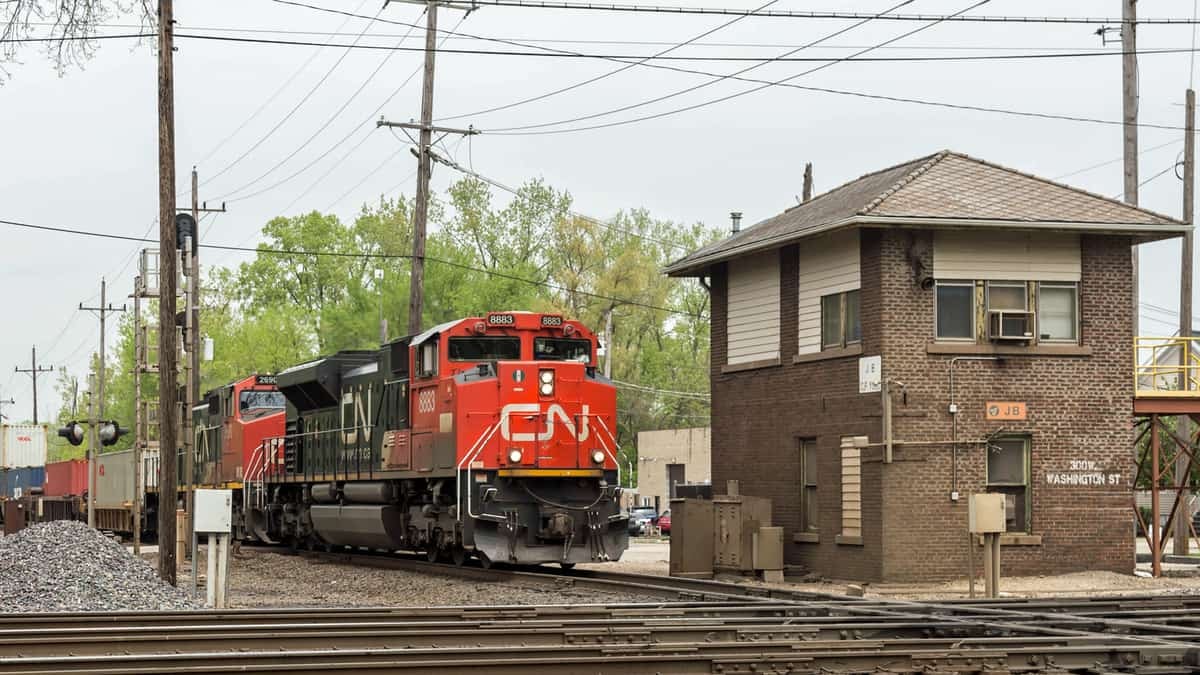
<box><xmin>988</xmin><ymin>310</ymin><xmax>1034</xmax><ymax>342</ymax></box>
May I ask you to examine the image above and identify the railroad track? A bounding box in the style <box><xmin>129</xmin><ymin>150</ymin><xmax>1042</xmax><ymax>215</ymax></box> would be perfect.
<box><xmin>2</xmin><ymin>549</ymin><xmax>1198</xmax><ymax>673</ymax></box>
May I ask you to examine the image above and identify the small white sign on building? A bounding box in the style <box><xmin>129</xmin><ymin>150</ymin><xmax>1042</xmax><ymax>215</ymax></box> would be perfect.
<box><xmin>858</xmin><ymin>355</ymin><xmax>882</xmax><ymax>394</ymax></box>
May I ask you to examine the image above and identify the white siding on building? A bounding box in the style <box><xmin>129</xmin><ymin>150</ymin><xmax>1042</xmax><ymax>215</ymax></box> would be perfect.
<box><xmin>797</xmin><ymin>229</ymin><xmax>861</xmax><ymax>355</ymax></box>
<box><xmin>840</xmin><ymin>436</ymin><xmax>862</xmax><ymax>538</ymax></box>
<box><xmin>933</xmin><ymin>231</ymin><xmax>1081</xmax><ymax>282</ymax></box>
<box><xmin>727</xmin><ymin>251</ymin><xmax>781</xmax><ymax>364</ymax></box>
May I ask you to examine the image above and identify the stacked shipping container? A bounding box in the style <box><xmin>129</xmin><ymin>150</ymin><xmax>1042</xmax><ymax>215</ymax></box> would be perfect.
<box><xmin>0</xmin><ymin>425</ymin><xmax>49</xmax><ymax>498</ymax></box>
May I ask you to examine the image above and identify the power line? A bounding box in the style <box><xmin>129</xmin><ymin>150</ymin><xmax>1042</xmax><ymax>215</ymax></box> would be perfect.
<box><xmin>0</xmin><ymin>217</ymin><xmax>703</xmax><ymax>319</ymax></box>
<box><xmin>166</xmin><ymin>32</ymin><xmax>1200</xmax><ymax>64</ymax></box>
<box><xmin>1053</xmin><ymin>139</ymin><xmax>1181</xmax><ymax>180</ymax></box>
<box><xmin>274</xmin><ymin>0</ymin><xmax>1200</xmax><ymax>135</ymax></box>
<box><xmin>395</xmin><ymin>132</ymin><xmax>689</xmax><ymax>252</ymax></box>
<box><xmin>269</xmin><ymin>13</ymin><xmax>470</xmax><ymax>214</ymax></box>
<box><xmin>198</xmin><ymin>2</ymin><xmax>387</xmax><ymax>192</ymax></box>
<box><xmin>483</xmin><ymin>0</ymin><xmax>988</xmax><ymax>135</ymax></box>
<box><xmin>399</xmin><ymin>1</ymin><xmax>1200</xmax><ymax>24</ymax></box>
<box><xmin>24</xmin><ymin>29</ymin><xmax>1200</xmax><ymax>64</ymax></box>
<box><xmin>612</xmin><ymin>378</ymin><xmax>710</xmax><ymax>400</ymax></box>
<box><xmin>192</xmin><ymin>0</ymin><xmax>372</xmax><ymax>169</ymax></box>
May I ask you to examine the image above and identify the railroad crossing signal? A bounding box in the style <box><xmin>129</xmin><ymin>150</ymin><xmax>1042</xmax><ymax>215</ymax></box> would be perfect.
<box><xmin>98</xmin><ymin>421</ymin><xmax>128</xmax><ymax>446</ymax></box>
<box><xmin>57</xmin><ymin>420</ymin><xmax>127</xmax><ymax>446</ymax></box>
<box><xmin>56</xmin><ymin>422</ymin><xmax>85</xmax><ymax>446</ymax></box>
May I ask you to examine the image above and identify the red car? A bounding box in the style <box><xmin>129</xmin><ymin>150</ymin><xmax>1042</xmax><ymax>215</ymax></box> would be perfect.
<box><xmin>657</xmin><ymin>510</ymin><xmax>671</xmax><ymax>535</ymax></box>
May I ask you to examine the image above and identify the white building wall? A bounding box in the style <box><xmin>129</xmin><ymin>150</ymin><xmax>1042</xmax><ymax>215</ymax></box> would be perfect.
<box><xmin>635</xmin><ymin>427</ymin><xmax>712</xmax><ymax>512</ymax></box>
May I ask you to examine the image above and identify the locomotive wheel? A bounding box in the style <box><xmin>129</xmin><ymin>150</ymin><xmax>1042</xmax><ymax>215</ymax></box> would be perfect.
<box><xmin>426</xmin><ymin>544</ymin><xmax>440</xmax><ymax>563</ymax></box>
<box><xmin>476</xmin><ymin>551</ymin><xmax>493</xmax><ymax>569</ymax></box>
<box><xmin>450</xmin><ymin>545</ymin><xmax>467</xmax><ymax>567</ymax></box>
<box><xmin>558</xmin><ymin>562</ymin><xmax>576</xmax><ymax>570</ymax></box>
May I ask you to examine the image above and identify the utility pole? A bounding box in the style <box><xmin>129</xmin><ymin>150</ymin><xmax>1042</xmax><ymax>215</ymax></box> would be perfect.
<box><xmin>14</xmin><ymin>347</ymin><xmax>52</xmax><ymax>424</ymax></box>
<box><xmin>0</xmin><ymin>394</ymin><xmax>14</xmax><ymax>421</ymax></box>
<box><xmin>802</xmin><ymin>163</ymin><xmax>813</xmax><ymax>202</ymax></box>
<box><xmin>79</xmin><ymin>278</ymin><xmax>126</xmax><ymax>530</ymax></box>
<box><xmin>157</xmin><ymin>0</ymin><xmax>179</xmax><ymax>586</ymax></box>
<box><xmin>184</xmin><ymin>168</ymin><xmax>224</xmax><ymax>568</ymax></box>
<box><xmin>376</xmin><ymin>0</ymin><xmax>476</xmax><ymax>336</ymax></box>
<box><xmin>1176</xmin><ymin>88</ymin><xmax>1195</xmax><ymax>557</ymax></box>
<box><xmin>85</xmin><ymin>372</ymin><xmax>97</xmax><ymax>527</ymax></box>
<box><xmin>1122</xmin><ymin>0</ymin><xmax>1140</xmax><ymax>335</ymax></box>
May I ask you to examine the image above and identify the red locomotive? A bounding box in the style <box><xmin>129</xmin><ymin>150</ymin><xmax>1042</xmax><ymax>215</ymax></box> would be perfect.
<box><xmin>194</xmin><ymin>374</ymin><xmax>286</xmax><ymax>488</ymax></box>
<box><xmin>241</xmin><ymin>312</ymin><xmax>628</xmax><ymax>566</ymax></box>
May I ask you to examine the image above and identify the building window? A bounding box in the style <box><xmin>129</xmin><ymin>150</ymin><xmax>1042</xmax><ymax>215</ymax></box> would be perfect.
<box><xmin>1038</xmin><ymin>282</ymin><xmax>1078</xmax><ymax>342</ymax></box>
<box><xmin>821</xmin><ymin>289</ymin><xmax>861</xmax><ymax>349</ymax></box>
<box><xmin>799</xmin><ymin>439</ymin><xmax>818</xmax><ymax>533</ymax></box>
<box><xmin>839</xmin><ymin>436</ymin><xmax>861</xmax><ymax>538</ymax></box>
<box><xmin>935</xmin><ymin>281</ymin><xmax>974</xmax><ymax>340</ymax></box>
<box><xmin>986</xmin><ymin>436</ymin><xmax>1031</xmax><ymax>533</ymax></box>
<box><xmin>986</xmin><ymin>281</ymin><xmax>1028</xmax><ymax>312</ymax></box>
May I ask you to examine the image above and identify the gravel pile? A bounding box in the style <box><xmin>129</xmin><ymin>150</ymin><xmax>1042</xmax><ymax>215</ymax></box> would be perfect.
<box><xmin>0</xmin><ymin>520</ymin><xmax>198</xmax><ymax>612</ymax></box>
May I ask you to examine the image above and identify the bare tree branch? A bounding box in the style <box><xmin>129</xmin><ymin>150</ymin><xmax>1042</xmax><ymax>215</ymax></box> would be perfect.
<box><xmin>0</xmin><ymin>0</ymin><xmax>153</xmax><ymax>82</ymax></box>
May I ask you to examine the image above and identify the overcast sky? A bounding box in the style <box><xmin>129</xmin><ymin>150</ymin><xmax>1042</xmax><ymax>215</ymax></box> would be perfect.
<box><xmin>1</xmin><ymin>0</ymin><xmax>1197</xmax><ymax>422</ymax></box>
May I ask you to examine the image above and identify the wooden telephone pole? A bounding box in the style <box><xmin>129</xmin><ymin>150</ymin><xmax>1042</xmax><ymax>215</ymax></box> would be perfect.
<box><xmin>157</xmin><ymin>0</ymin><xmax>179</xmax><ymax>586</ymax></box>
<box><xmin>1123</xmin><ymin>0</ymin><xmax>1140</xmax><ymax>336</ymax></box>
<box><xmin>79</xmin><ymin>278</ymin><xmax>126</xmax><ymax>529</ymax></box>
<box><xmin>1176</xmin><ymin>88</ymin><xmax>1195</xmax><ymax>556</ymax></box>
<box><xmin>14</xmin><ymin>347</ymin><xmax>52</xmax><ymax>424</ymax></box>
<box><xmin>377</xmin><ymin>0</ymin><xmax>475</xmax><ymax>336</ymax></box>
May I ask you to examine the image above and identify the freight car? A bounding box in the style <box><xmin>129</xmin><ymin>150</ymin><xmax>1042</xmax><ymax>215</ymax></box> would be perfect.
<box><xmin>245</xmin><ymin>312</ymin><xmax>628</xmax><ymax>567</ymax></box>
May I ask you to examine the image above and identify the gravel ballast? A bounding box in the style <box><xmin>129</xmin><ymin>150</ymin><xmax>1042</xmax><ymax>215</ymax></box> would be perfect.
<box><xmin>0</xmin><ymin>521</ymin><xmax>198</xmax><ymax>612</ymax></box>
<box><xmin>183</xmin><ymin>547</ymin><xmax>651</xmax><ymax>608</ymax></box>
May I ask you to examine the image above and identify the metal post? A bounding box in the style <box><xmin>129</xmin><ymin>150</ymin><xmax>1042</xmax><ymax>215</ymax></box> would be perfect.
<box><xmin>882</xmin><ymin>379</ymin><xmax>893</xmax><ymax>464</ymax></box>
<box><xmin>132</xmin><ymin>284</ymin><xmax>141</xmax><ymax>555</ymax></box>
<box><xmin>1151</xmin><ymin>415</ymin><xmax>1162</xmax><ymax>577</ymax></box>
<box><xmin>86</xmin><ymin>373</ymin><xmax>96</xmax><ymax>528</ymax></box>
<box><xmin>157</xmin><ymin>0</ymin><xmax>179</xmax><ymax>585</ymax></box>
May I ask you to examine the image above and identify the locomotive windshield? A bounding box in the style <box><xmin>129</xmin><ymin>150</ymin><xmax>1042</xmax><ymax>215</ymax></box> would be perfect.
<box><xmin>239</xmin><ymin>390</ymin><xmax>286</xmax><ymax>420</ymax></box>
<box><xmin>448</xmin><ymin>336</ymin><xmax>522</xmax><ymax>361</ymax></box>
<box><xmin>534</xmin><ymin>337</ymin><xmax>591</xmax><ymax>362</ymax></box>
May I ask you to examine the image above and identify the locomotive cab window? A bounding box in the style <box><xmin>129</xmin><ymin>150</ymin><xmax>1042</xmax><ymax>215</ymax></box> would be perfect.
<box><xmin>239</xmin><ymin>390</ymin><xmax>285</xmax><ymax>420</ymax></box>
<box><xmin>449</xmin><ymin>336</ymin><xmax>521</xmax><ymax>361</ymax></box>
<box><xmin>534</xmin><ymin>337</ymin><xmax>591</xmax><ymax>362</ymax></box>
<box><xmin>417</xmin><ymin>341</ymin><xmax>438</xmax><ymax>378</ymax></box>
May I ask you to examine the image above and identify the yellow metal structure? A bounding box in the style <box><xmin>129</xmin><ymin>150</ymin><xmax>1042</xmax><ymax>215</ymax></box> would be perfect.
<box><xmin>1135</xmin><ymin>336</ymin><xmax>1200</xmax><ymax>397</ymax></box>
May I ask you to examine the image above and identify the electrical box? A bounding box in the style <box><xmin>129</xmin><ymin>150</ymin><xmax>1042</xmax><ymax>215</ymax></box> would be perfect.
<box><xmin>713</xmin><ymin>494</ymin><xmax>772</xmax><ymax>572</ymax></box>
<box><xmin>752</xmin><ymin>526</ymin><xmax>784</xmax><ymax>571</ymax></box>
<box><xmin>968</xmin><ymin>493</ymin><xmax>1006</xmax><ymax>534</ymax></box>
<box><xmin>194</xmin><ymin>488</ymin><xmax>233</xmax><ymax>533</ymax></box>
<box><xmin>669</xmin><ymin>498</ymin><xmax>714</xmax><ymax>579</ymax></box>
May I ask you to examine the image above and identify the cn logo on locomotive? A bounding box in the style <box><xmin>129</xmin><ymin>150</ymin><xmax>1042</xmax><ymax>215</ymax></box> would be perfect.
<box><xmin>499</xmin><ymin>403</ymin><xmax>591</xmax><ymax>442</ymax></box>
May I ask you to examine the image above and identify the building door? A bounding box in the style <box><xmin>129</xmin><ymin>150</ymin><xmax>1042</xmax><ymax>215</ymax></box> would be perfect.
<box><xmin>667</xmin><ymin>463</ymin><xmax>686</xmax><ymax>499</ymax></box>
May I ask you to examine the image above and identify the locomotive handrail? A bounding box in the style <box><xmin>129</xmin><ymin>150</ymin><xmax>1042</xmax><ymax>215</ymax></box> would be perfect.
<box><xmin>457</xmin><ymin>419</ymin><xmax>503</xmax><ymax>522</ymax></box>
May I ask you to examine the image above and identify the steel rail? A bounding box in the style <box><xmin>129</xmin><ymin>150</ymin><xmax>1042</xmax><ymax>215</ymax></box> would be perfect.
<box><xmin>1</xmin><ymin>640</ymin><xmax>1193</xmax><ymax>674</ymax></box>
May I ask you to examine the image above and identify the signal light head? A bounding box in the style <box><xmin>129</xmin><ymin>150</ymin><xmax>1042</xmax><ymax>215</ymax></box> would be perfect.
<box><xmin>57</xmin><ymin>422</ymin><xmax>85</xmax><ymax>446</ymax></box>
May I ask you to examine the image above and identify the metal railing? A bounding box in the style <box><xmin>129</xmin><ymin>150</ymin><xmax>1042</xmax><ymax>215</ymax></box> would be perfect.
<box><xmin>1135</xmin><ymin>336</ymin><xmax>1200</xmax><ymax>396</ymax></box>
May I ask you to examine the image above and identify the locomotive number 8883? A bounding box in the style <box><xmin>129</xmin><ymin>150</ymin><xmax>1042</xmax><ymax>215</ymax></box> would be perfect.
<box><xmin>246</xmin><ymin>311</ymin><xmax>629</xmax><ymax>567</ymax></box>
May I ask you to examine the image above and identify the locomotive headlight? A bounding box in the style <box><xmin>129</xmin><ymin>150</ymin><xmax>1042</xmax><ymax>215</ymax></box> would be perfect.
<box><xmin>538</xmin><ymin>369</ymin><xmax>554</xmax><ymax>396</ymax></box>
<box><xmin>591</xmin><ymin>449</ymin><xmax>606</xmax><ymax>465</ymax></box>
<box><xmin>508</xmin><ymin>448</ymin><xmax>523</xmax><ymax>463</ymax></box>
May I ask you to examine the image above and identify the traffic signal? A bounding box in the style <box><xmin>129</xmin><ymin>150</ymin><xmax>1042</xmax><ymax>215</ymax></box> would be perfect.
<box><xmin>57</xmin><ymin>422</ymin><xmax>85</xmax><ymax>446</ymax></box>
<box><xmin>98</xmin><ymin>421</ymin><xmax>128</xmax><ymax>447</ymax></box>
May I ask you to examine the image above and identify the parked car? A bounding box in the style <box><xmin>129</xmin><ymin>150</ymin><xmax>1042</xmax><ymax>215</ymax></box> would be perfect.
<box><xmin>628</xmin><ymin>507</ymin><xmax>657</xmax><ymax>536</ymax></box>
<box><xmin>657</xmin><ymin>510</ymin><xmax>671</xmax><ymax>535</ymax></box>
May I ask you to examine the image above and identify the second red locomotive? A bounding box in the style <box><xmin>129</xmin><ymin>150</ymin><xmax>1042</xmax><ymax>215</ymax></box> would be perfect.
<box><xmin>245</xmin><ymin>312</ymin><xmax>628</xmax><ymax>566</ymax></box>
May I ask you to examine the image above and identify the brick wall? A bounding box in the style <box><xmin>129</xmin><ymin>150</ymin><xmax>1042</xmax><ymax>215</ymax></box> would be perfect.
<box><xmin>709</xmin><ymin>228</ymin><xmax>1135</xmax><ymax>582</ymax></box>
